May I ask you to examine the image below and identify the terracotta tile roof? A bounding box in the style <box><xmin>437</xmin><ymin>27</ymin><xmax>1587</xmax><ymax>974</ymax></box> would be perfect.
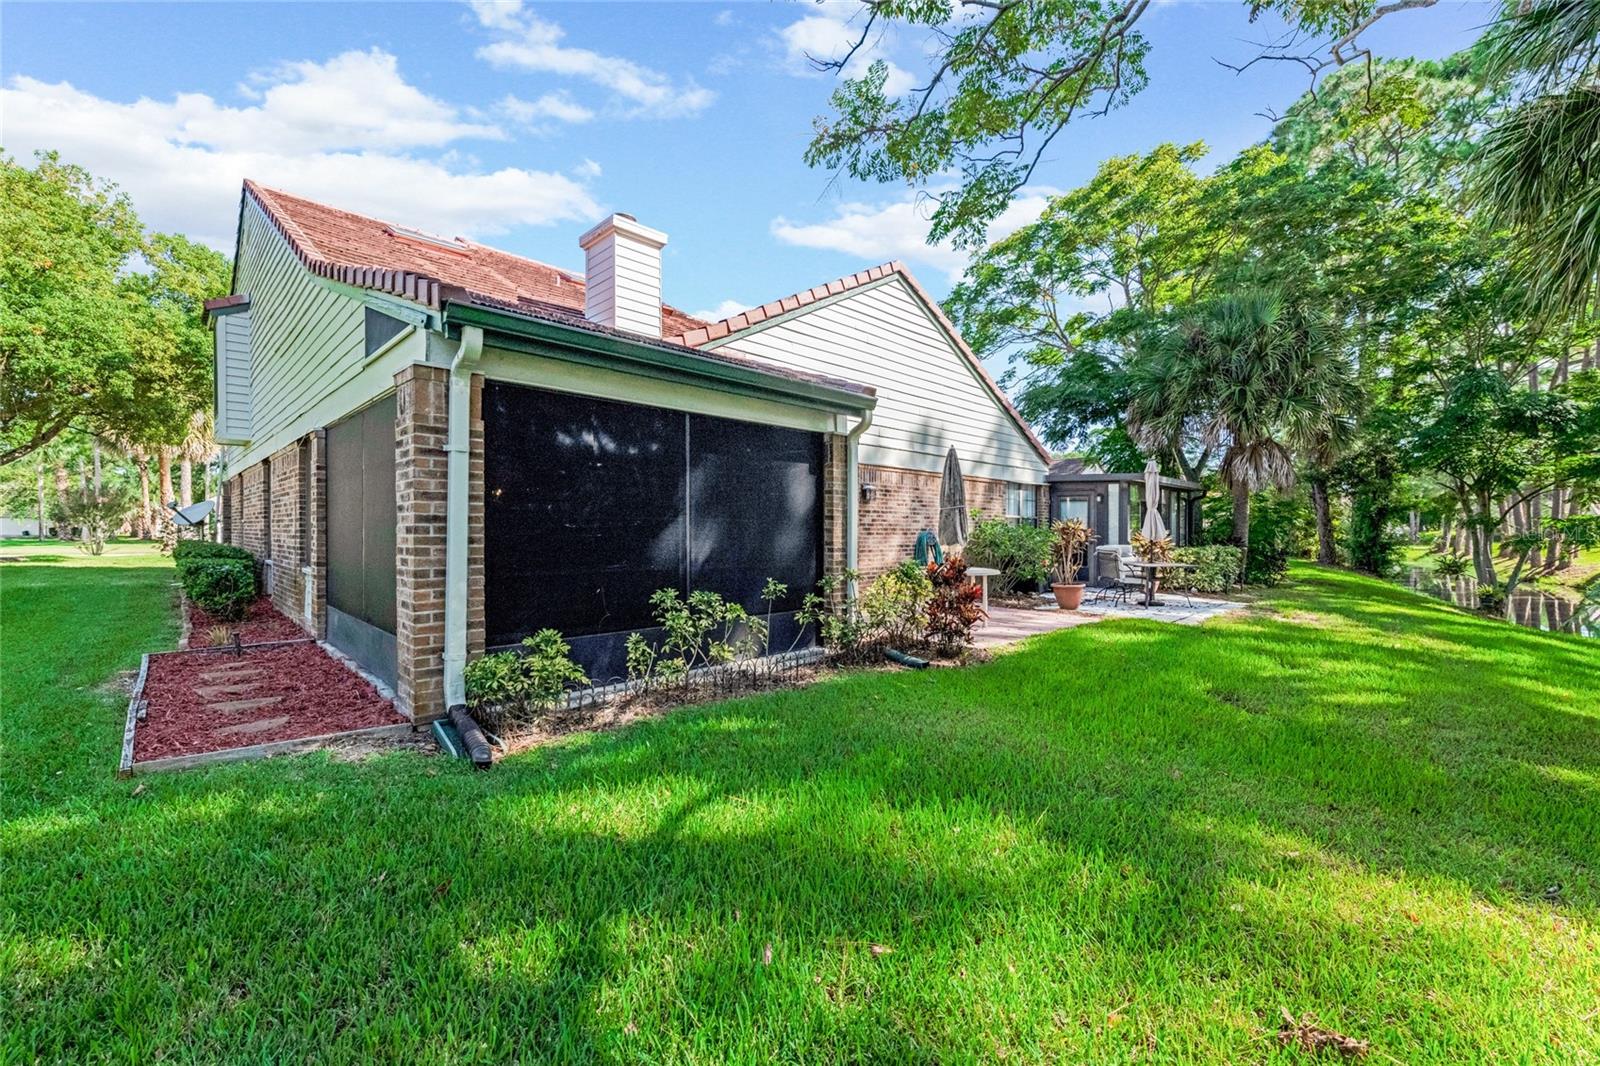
<box><xmin>669</xmin><ymin>261</ymin><xmax>1053</xmax><ymax>465</ymax></box>
<box><xmin>239</xmin><ymin>181</ymin><xmax>709</xmax><ymax>337</ymax></box>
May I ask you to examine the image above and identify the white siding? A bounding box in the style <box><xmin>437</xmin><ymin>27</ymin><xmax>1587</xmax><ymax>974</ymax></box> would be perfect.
<box><xmin>581</xmin><ymin>224</ymin><xmax>663</xmax><ymax>337</ymax></box>
<box><xmin>224</xmin><ymin>200</ymin><xmax>371</xmax><ymax>471</ymax></box>
<box><xmin>709</xmin><ymin>277</ymin><xmax>1046</xmax><ymax>483</ymax></box>
<box><xmin>214</xmin><ymin>309</ymin><xmax>253</xmax><ymax>443</ymax></box>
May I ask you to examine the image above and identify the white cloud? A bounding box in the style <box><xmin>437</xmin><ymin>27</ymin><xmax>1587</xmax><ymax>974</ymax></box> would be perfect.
<box><xmin>770</xmin><ymin>188</ymin><xmax>1060</xmax><ymax>282</ymax></box>
<box><xmin>1</xmin><ymin>57</ymin><xmax>600</xmax><ymax>250</ymax></box>
<box><xmin>714</xmin><ymin>9</ymin><xmax>736</xmax><ymax>27</ymax></box>
<box><xmin>690</xmin><ymin>298</ymin><xmax>755</xmax><ymax>322</ymax></box>
<box><xmin>471</xmin><ymin>1</ymin><xmax>715</xmax><ymax>118</ymax></box>
<box><xmin>777</xmin><ymin>4</ymin><xmax>919</xmax><ymax>97</ymax></box>
<box><xmin>572</xmin><ymin>158</ymin><xmax>603</xmax><ymax>179</ymax></box>
<box><xmin>499</xmin><ymin>90</ymin><xmax>594</xmax><ymax>125</ymax></box>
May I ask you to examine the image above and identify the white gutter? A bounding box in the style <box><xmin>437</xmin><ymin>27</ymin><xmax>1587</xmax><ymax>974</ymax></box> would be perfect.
<box><xmin>443</xmin><ymin>325</ymin><xmax>484</xmax><ymax>709</ymax></box>
<box><xmin>844</xmin><ymin>408</ymin><xmax>874</xmax><ymax>600</ymax></box>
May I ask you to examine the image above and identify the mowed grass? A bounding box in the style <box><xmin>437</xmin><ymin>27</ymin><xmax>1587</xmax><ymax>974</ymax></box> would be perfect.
<box><xmin>3</xmin><ymin>548</ymin><xmax>1598</xmax><ymax>1063</ymax></box>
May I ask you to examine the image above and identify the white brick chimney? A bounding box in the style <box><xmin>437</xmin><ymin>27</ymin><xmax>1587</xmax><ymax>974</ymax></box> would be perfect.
<box><xmin>578</xmin><ymin>213</ymin><xmax>668</xmax><ymax>338</ymax></box>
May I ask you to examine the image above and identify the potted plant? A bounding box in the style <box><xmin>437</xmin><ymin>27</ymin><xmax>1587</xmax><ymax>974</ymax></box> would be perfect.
<box><xmin>1049</xmin><ymin>519</ymin><xmax>1096</xmax><ymax>609</ymax></box>
<box><xmin>1131</xmin><ymin>531</ymin><xmax>1175</xmax><ymax>598</ymax></box>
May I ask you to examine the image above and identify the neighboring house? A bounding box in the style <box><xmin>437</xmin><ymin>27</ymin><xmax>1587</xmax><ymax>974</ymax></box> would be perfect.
<box><xmin>1047</xmin><ymin>457</ymin><xmax>1204</xmax><ymax>583</ymax></box>
<box><xmin>1</xmin><ymin>517</ymin><xmax>43</xmax><ymax>537</ymax></box>
<box><xmin>207</xmin><ymin>181</ymin><xmax>1049</xmax><ymax>721</ymax></box>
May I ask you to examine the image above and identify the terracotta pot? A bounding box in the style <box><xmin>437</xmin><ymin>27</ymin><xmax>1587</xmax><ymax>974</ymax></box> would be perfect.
<box><xmin>1051</xmin><ymin>583</ymin><xmax>1086</xmax><ymax>610</ymax></box>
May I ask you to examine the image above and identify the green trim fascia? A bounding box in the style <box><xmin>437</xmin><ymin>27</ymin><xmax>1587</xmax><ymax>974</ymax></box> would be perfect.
<box><xmin>443</xmin><ymin>302</ymin><xmax>874</xmax><ymax>415</ymax></box>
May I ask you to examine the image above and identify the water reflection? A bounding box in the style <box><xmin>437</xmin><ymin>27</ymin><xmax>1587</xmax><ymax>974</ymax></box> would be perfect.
<box><xmin>1397</xmin><ymin>566</ymin><xmax>1597</xmax><ymax>638</ymax></box>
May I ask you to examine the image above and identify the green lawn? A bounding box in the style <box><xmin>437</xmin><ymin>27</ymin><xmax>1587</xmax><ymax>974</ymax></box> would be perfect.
<box><xmin>4</xmin><ymin>548</ymin><xmax>1598</xmax><ymax>1062</ymax></box>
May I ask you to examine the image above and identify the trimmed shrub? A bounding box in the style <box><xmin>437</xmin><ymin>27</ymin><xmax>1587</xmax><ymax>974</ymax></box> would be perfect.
<box><xmin>173</xmin><ymin>540</ymin><xmax>253</xmax><ymax>565</ymax></box>
<box><xmin>859</xmin><ymin>561</ymin><xmax>933</xmax><ymax>647</ymax></box>
<box><xmin>964</xmin><ymin>518</ymin><xmax>1053</xmax><ymax>593</ymax></box>
<box><xmin>181</xmin><ymin>560</ymin><xmax>257</xmax><ymax>621</ymax></box>
<box><xmin>173</xmin><ymin>542</ymin><xmax>256</xmax><ymax>588</ymax></box>
<box><xmin>467</xmin><ymin>629</ymin><xmax>590</xmax><ymax>729</ymax></box>
<box><xmin>1172</xmin><ymin>545</ymin><xmax>1242</xmax><ymax>593</ymax></box>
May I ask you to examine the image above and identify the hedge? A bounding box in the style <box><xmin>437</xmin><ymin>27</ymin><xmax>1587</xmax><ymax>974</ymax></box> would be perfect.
<box><xmin>1171</xmin><ymin>545</ymin><xmax>1242</xmax><ymax>593</ymax></box>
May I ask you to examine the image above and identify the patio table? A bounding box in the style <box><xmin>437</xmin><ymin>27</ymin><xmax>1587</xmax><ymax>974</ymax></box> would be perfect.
<box><xmin>1130</xmin><ymin>561</ymin><xmax>1195</xmax><ymax>608</ymax></box>
<box><xmin>965</xmin><ymin>566</ymin><xmax>1002</xmax><ymax>611</ymax></box>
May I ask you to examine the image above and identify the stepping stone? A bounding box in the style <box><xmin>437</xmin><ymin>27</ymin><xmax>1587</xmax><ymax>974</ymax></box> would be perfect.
<box><xmin>198</xmin><ymin>666</ymin><xmax>265</xmax><ymax>682</ymax></box>
<box><xmin>210</xmin><ymin>696</ymin><xmax>284</xmax><ymax>714</ymax></box>
<box><xmin>215</xmin><ymin>715</ymin><xmax>290</xmax><ymax>737</ymax></box>
<box><xmin>195</xmin><ymin>683</ymin><xmax>265</xmax><ymax>699</ymax></box>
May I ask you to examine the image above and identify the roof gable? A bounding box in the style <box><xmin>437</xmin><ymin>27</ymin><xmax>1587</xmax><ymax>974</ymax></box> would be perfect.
<box><xmin>674</xmin><ymin>262</ymin><xmax>1051</xmax><ymax>466</ymax></box>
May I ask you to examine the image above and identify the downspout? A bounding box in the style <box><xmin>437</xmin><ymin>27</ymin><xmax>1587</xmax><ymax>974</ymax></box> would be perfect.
<box><xmin>844</xmin><ymin>409</ymin><xmax>874</xmax><ymax>600</ymax></box>
<box><xmin>443</xmin><ymin>325</ymin><xmax>484</xmax><ymax>710</ymax></box>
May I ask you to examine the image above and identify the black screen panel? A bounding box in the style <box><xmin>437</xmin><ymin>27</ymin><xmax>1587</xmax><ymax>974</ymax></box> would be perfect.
<box><xmin>326</xmin><ymin>395</ymin><xmax>397</xmax><ymax>633</ymax></box>
<box><xmin>484</xmin><ymin>382</ymin><xmax>687</xmax><ymax>644</ymax></box>
<box><xmin>689</xmin><ymin>414</ymin><xmax>821</xmax><ymax>612</ymax></box>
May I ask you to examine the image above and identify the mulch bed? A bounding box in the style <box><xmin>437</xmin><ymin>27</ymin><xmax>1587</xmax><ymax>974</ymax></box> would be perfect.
<box><xmin>186</xmin><ymin>597</ymin><xmax>307</xmax><ymax>646</ymax></box>
<box><xmin>134</xmin><ymin>642</ymin><xmax>405</xmax><ymax>761</ymax></box>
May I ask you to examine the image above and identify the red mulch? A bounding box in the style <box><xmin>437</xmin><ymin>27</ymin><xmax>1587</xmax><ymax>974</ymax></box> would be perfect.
<box><xmin>186</xmin><ymin>597</ymin><xmax>307</xmax><ymax>646</ymax></box>
<box><xmin>134</xmin><ymin>642</ymin><xmax>406</xmax><ymax>762</ymax></box>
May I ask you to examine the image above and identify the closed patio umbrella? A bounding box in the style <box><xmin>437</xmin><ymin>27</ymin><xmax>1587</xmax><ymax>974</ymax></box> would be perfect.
<box><xmin>1140</xmin><ymin>459</ymin><xmax>1168</xmax><ymax>542</ymax></box>
<box><xmin>938</xmin><ymin>446</ymin><xmax>969</xmax><ymax>550</ymax></box>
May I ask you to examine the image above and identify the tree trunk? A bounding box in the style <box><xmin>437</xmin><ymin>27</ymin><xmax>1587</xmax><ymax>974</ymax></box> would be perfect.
<box><xmin>36</xmin><ymin>462</ymin><xmax>47</xmax><ymax>540</ymax></box>
<box><xmin>137</xmin><ymin>459</ymin><xmax>152</xmax><ymax>539</ymax></box>
<box><xmin>91</xmin><ymin>439</ymin><xmax>103</xmax><ymax>496</ymax></box>
<box><xmin>1231</xmin><ymin>481</ymin><xmax>1251</xmax><ymax>579</ymax></box>
<box><xmin>1437</xmin><ymin>513</ymin><xmax>1452</xmax><ymax>554</ymax></box>
<box><xmin>1408</xmin><ymin>509</ymin><xmax>1420</xmax><ymax>541</ymax></box>
<box><xmin>179</xmin><ymin>457</ymin><xmax>193</xmax><ymax>509</ymax></box>
<box><xmin>1528</xmin><ymin>488</ymin><xmax>1542</xmax><ymax>557</ymax></box>
<box><xmin>1547</xmin><ymin>485</ymin><xmax>1565</xmax><ymax>569</ymax></box>
<box><xmin>1310</xmin><ymin>475</ymin><xmax>1335</xmax><ymax>565</ymax></box>
<box><xmin>158</xmin><ymin>449</ymin><xmax>174</xmax><ymax>516</ymax></box>
<box><xmin>1471</xmin><ymin>490</ymin><xmax>1498</xmax><ymax>585</ymax></box>
<box><xmin>53</xmin><ymin>465</ymin><xmax>69</xmax><ymax>538</ymax></box>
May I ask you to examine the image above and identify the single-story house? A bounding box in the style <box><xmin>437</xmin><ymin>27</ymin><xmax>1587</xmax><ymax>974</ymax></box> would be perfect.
<box><xmin>207</xmin><ymin>182</ymin><xmax>1051</xmax><ymax>720</ymax></box>
<box><xmin>1047</xmin><ymin>457</ymin><xmax>1204</xmax><ymax>583</ymax></box>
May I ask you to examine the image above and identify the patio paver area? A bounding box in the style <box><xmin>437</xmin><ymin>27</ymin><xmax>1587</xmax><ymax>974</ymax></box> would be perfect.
<box><xmin>976</xmin><ymin>593</ymin><xmax>1246</xmax><ymax>647</ymax></box>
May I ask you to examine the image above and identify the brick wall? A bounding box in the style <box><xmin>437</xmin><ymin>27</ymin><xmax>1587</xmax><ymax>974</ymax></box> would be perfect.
<box><xmin>306</xmin><ymin>432</ymin><xmax>328</xmax><ymax>639</ymax></box>
<box><xmin>266</xmin><ymin>441</ymin><xmax>306</xmax><ymax>621</ymax></box>
<box><xmin>222</xmin><ymin>440</ymin><xmax>324</xmax><ymax>636</ymax></box>
<box><xmin>220</xmin><ymin>478</ymin><xmax>234</xmax><ymax>543</ymax></box>
<box><xmin>394</xmin><ymin>364</ymin><xmax>449</xmax><ymax>721</ymax></box>
<box><xmin>821</xmin><ymin>434</ymin><xmax>848</xmax><ymax>594</ymax></box>
<box><xmin>238</xmin><ymin>464</ymin><xmax>268</xmax><ymax>557</ymax></box>
<box><xmin>855</xmin><ymin>463</ymin><xmax>1034</xmax><ymax>578</ymax></box>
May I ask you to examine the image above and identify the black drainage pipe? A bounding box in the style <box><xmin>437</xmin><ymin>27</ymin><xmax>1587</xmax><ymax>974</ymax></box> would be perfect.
<box><xmin>448</xmin><ymin>705</ymin><xmax>494</xmax><ymax>769</ymax></box>
<box><xmin>885</xmin><ymin>648</ymin><xmax>930</xmax><ymax>669</ymax></box>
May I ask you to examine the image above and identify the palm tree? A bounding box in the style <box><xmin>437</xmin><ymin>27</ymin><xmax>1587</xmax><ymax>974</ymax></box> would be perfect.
<box><xmin>1474</xmin><ymin>0</ymin><xmax>1600</xmax><ymax>321</ymax></box>
<box><xmin>177</xmin><ymin>410</ymin><xmax>213</xmax><ymax>509</ymax></box>
<box><xmin>1125</xmin><ymin>290</ymin><xmax>1359</xmax><ymax>574</ymax></box>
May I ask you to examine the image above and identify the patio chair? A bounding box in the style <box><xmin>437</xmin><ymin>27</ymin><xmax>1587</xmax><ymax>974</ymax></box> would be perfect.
<box><xmin>1092</xmin><ymin>546</ymin><xmax>1144</xmax><ymax>606</ymax></box>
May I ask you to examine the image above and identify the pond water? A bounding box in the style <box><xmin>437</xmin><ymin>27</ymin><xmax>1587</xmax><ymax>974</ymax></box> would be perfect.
<box><xmin>1396</xmin><ymin>565</ymin><xmax>1598</xmax><ymax>638</ymax></box>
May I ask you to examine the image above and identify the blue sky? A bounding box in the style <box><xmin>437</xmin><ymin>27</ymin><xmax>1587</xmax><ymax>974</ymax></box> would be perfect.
<box><xmin>2</xmin><ymin>1</ymin><xmax>1493</xmax><ymax>321</ymax></box>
